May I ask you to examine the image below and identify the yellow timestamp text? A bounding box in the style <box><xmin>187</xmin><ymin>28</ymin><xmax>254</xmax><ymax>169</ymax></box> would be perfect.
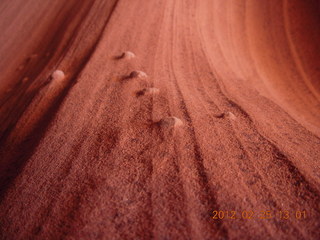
<box><xmin>211</xmin><ymin>210</ymin><xmax>307</xmax><ymax>220</ymax></box>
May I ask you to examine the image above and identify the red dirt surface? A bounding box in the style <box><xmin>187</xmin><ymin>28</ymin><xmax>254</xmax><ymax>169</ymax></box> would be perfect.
<box><xmin>0</xmin><ymin>0</ymin><xmax>319</xmax><ymax>239</ymax></box>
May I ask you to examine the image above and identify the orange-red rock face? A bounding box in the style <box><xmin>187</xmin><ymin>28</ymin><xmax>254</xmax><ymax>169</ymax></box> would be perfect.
<box><xmin>198</xmin><ymin>0</ymin><xmax>320</xmax><ymax>135</ymax></box>
<box><xmin>0</xmin><ymin>1</ymin><xmax>319</xmax><ymax>239</ymax></box>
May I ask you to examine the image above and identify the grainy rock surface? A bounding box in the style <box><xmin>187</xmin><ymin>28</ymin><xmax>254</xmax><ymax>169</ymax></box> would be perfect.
<box><xmin>0</xmin><ymin>0</ymin><xmax>319</xmax><ymax>239</ymax></box>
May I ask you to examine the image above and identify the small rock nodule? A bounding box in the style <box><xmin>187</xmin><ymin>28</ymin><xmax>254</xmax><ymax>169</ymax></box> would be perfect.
<box><xmin>159</xmin><ymin>116</ymin><xmax>183</xmax><ymax>128</ymax></box>
<box><xmin>137</xmin><ymin>88</ymin><xmax>160</xmax><ymax>96</ymax></box>
<box><xmin>121</xmin><ymin>51</ymin><xmax>135</xmax><ymax>59</ymax></box>
<box><xmin>130</xmin><ymin>71</ymin><xmax>147</xmax><ymax>79</ymax></box>
<box><xmin>51</xmin><ymin>70</ymin><xmax>65</xmax><ymax>82</ymax></box>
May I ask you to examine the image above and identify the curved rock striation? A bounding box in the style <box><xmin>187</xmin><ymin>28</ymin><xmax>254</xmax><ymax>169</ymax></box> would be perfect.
<box><xmin>0</xmin><ymin>0</ymin><xmax>319</xmax><ymax>239</ymax></box>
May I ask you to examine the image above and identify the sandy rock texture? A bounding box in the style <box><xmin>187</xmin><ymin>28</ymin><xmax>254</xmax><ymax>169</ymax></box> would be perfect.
<box><xmin>0</xmin><ymin>0</ymin><xmax>319</xmax><ymax>239</ymax></box>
